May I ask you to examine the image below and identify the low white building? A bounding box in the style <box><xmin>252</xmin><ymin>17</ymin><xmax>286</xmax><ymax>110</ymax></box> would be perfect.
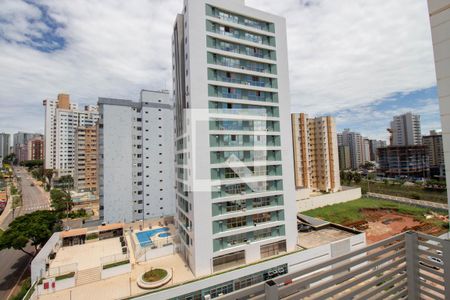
<box><xmin>98</xmin><ymin>90</ymin><xmax>175</xmax><ymax>223</ymax></box>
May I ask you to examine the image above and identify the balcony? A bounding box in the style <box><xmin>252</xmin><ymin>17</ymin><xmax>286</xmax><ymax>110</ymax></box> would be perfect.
<box><xmin>206</xmin><ymin>5</ymin><xmax>274</xmax><ymax>33</ymax></box>
<box><xmin>217</xmin><ymin>231</ymin><xmax>449</xmax><ymax>300</ymax></box>
<box><xmin>208</xmin><ymin>53</ymin><xmax>277</xmax><ymax>75</ymax></box>
<box><xmin>206</xmin><ymin>21</ymin><xmax>275</xmax><ymax>47</ymax></box>
<box><xmin>207</xmin><ymin>37</ymin><xmax>276</xmax><ymax>61</ymax></box>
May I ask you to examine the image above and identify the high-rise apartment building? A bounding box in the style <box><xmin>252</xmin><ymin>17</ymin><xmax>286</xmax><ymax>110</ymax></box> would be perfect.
<box><xmin>338</xmin><ymin>129</ymin><xmax>365</xmax><ymax>169</ymax></box>
<box><xmin>423</xmin><ymin>130</ymin><xmax>445</xmax><ymax>178</ymax></box>
<box><xmin>0</xmin><ymin>133</ymin><xmax>10</xmax><ymax>163</ymax></box>
<box><xmin>363</xmin><ymin>138</ymin><xmax>371</xmax><ymax>163</ymax></box>
<box><xmin>74</xmin><ymin>126</ymin><xmax>98</xmax><ymax>193</ymax></box>
<box><xmin>390</xmin><ymin>112</ymin><xmax>422</xmax><ymax>146</ymax></box>
<box><xmin>428</xmin><ymin>1</ymin><xmax>450</xmax><ymax>215</ymax></box>
<box><xmin>26</xmin><ymin>137</ymin><xmax>44</xmax><ymax>161</ymax></box>
<box><xmin>338</xmin><ymin>145</ymin><xmax>351</xmax><ymax>170</ymax></box>
<box><xmin>98</xmin><ymin>90</ymin><xmax>175</xmax><ymax>223</ymax></box>
<box><xmin>13</xmin><ymin>132</ymin><xmax>43</xmax><ymax>163</ymax></box>
<box><xmin>172</xmin><ymin>0</ymin><xmax>297</xmax><ymax>276</ymax></box>
<box><xmin>368</xmin><ymin>139</ymin><xmax>387</xmax><ymax>162</ymax></box>
<box><xmin>43</xmin><ymin>94</ymin><xmax>99</xmax><ymax>177</ymax></box>
<box><xmin>291</xmin><ymin>113</ymin><xmax>340</xmax><ymax>193</ymax></box>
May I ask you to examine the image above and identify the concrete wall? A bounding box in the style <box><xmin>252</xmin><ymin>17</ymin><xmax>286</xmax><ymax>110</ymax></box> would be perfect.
<box><xmin>136</xmin><ymin>244</ymin><xmax>175</xmax><ymax>263</ymax></box>
<box><xmin>37</xmin><ymin>277</ymin><xmax>76</xmax><ymax>294</ymax></box>
<box><xmin>101</xmin><ymin>263</ymin><xmax>131</xmax><ymax>280</ymax></box>
<box><xmin>101</xmin><ymin>104</ymin><xmax>134</xmax><ymax>223</ymax></box>
<box><xmin>134</xmin><ymin>232</ymin><xmax>365</xmax><ymax>299</ymax></box>
<box><xmin>296</xmin><ymin>187</ymin><xmax>362</xmax><ymax>212</ymax></box>
<box><xmin>31</xmin><ymin>232</ymin><xmax>61</xmax><ymax>283</ymax></box>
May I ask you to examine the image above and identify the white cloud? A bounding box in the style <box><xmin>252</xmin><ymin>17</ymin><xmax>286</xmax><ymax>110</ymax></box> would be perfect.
<box><xmin>0</xmin><ymin>0</ymin><xmax>438</xmax><ymax>136</ymax></box>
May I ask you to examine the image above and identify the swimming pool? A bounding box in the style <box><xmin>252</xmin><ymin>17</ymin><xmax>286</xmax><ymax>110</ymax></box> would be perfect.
<box><xmin>136</xmin><ymin>227</ymin><xmax>169</xmax><ymax>247</ymax></box>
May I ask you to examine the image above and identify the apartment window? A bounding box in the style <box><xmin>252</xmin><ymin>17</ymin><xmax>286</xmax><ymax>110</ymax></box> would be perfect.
<box><xmin>260</xmin><ymin>240</ymin><xmax>286</xmax><ymax>258</ymax></box>
<box><xmin>212</xmin><ymin>251</ymin><xmax>245</xmax><ymax>273</ymax></box>
<box><xmin>253</xmin><ymin>197</ymin><xmax>271</xmax><ymax>208</ymax></box>
<box><xmin>226</xmin><ymin>216</ymin><xmax>247</xmax><ymax>229</ymax></box>
<box><xmin>253</xmin><ymin>212</ymin><xmax>271</xmax><ymax>224</ymax></box>
<box><xmin>225</xmin><ymin>200</ymin><xmax>246</xmax><ymax>212</ymax></box>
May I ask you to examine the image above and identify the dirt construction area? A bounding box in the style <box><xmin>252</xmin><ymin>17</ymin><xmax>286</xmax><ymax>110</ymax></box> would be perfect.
<box><xmin>345</xmin><ymin>208</ymin><xmax>447</xmax><ymax>244</ymax></box>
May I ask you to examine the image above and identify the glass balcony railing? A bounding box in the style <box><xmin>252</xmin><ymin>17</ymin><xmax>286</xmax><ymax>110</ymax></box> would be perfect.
<box><xmin>209</xmin><ymin>120</ymin><xmax>280</xmax><ymax>132</ymax></box>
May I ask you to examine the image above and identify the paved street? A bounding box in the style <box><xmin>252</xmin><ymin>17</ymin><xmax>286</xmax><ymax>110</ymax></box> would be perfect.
<box><xmin>0</xmin><ymin>167</ymin><xmax>50</xmax><ymax>299</ymax></box>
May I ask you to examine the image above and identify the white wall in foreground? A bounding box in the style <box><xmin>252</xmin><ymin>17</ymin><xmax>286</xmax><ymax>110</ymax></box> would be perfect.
<box><xmin>296</xmin><ymin>187</ymin><xmax>362</xmax><ymax>212</ymax></box>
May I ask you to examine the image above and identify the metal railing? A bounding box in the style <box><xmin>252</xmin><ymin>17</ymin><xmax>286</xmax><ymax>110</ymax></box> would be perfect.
<box><xmin>217</xmin><ymin>231</ymin><xmax>449</xmax><ymax>300</ymax></box>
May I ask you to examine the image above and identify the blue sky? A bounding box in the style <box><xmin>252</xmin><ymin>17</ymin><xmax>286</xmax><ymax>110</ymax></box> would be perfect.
<box><xmin>0</xmin><ymin>0</ymin><xmax>440</xmax><ymax>143</ymax></box>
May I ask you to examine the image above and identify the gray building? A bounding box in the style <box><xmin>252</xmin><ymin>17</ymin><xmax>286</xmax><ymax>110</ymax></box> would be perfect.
<box><xmin>423</xmin><ymin>130</ymin><xmax>445</xmax><ymax>178</ymax></box>
<box><xmin>13</xmin><ymin>132</ymin><xmax>43</xmax><ymax>163</ymax></box>
<box><xmin>0</xmin><ymin>133</ymin><xmax>10</xmax><ymax>162</ymax></box>
<box><xmin>98</xmin><ymin>90</ymin><xmax>175</xmax><ymax>223</ymax></box>
<box><xmin>389</xmin><ymin>112</ymin><xmax>421</xmax><ymax>146</ymax></box>
<box><xmin>338</xmin><ymin>129</ymin><xmax>364</xmax><ymax>169</ymax></box>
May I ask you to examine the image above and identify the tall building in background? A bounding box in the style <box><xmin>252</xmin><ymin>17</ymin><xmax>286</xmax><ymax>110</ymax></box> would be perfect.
<box><xmin>26</xmin><ymin>137</ymin><xmax>44</xmax><ymax>161</ymax></box>
<box><xmin>13</xmin><ymin>132</ymin><xmax>43</xmax><ymax>163</ymax></box>
<box><xmin>363</xmin><ymin>138</ymin><xmax>371</xmax><ymax>162</ymax></box>
<box><xmin>368</xmin><ymin>139</ymin><xmax>387</xmax><ymax>162</ymax></box>
<box><xmin>98</xmin><ymin>90</ymin><xmax>175</xmax><ymax>223</ymax></box>
<box><xmin>423</xmin><ymin>130</ymin><xmax>445</xmax><ymax>178</ymax></box>
<box><xmin>74</xmin><ymin>125</ymin><xmax>98</xmax><ymax>193</ymax></box>
<box><xmin>428</xmin><ymin>1</ymin><xmax>450</xmax><ymax>217</ymax></box>
<box><xmin>338</xmin><ymin>129</ymin><xmax>365</xmax><ymax>169</ymax></box>
<box><xmin>390</xmin><ymin>112</ymin><xmax>422</xmax><ymax>146</ymax></box>
<box><xmin>0</xmin><ymin>133</ymin><xmax>10</xmax><ymax>162</ymax></box>
<box><xmin>173</xmin><ymin>0</ymin><xmax>297</xmax><ymax>276</ymax></box>
<box><xmin>291</xmin><ymin>113</ymin><xmax>340</xmax><ymax>193</ymax></box>
<box><xmin>43</xmin><ymin>94</ymin><xmax>99</xmax><ymax>177</ymax></box>
<box><xmin>338</xmin><ymin>145</ymin><xmax>351</xmax><ymax>170</ymax></box>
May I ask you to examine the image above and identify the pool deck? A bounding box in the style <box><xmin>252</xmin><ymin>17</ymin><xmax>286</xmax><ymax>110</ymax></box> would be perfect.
<box><xmin>41</xmin><ymin>245</ymin><xmax>195</xmax><ymax>300</ymax></box>
<box><xmin>133</xmin><ymin>224</ymin><xmax>176</xmax><ymax>248</ymax></box>
<box><xmin>51</xmin><ymin>237</ymin><xmax>123</xmax><ymax>270</ymax></box>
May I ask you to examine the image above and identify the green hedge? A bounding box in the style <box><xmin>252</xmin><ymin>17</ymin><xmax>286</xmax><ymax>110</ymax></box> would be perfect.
<box><xmin>103</xmin><ymin>260</ymin><xmax>130</xmax><ymax>270</ymax></box>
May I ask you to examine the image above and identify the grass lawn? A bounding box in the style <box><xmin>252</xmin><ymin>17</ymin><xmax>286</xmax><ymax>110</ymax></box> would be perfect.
<box><xmin>303</xmin><ymin>197</ymin><xmax>446</xmax><ymax>225</ymax></box>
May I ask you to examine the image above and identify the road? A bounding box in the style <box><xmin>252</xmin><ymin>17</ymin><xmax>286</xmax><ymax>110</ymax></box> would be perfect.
<box><xmin>0</xmin><ymin>167</ymin><xmax>50</xmax><ymax>300</ymax></box>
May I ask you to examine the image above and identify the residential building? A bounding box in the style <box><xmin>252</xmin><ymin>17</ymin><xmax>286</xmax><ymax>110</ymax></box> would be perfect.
<box><xmin>172</xmin><ymin>0</ymin><xmax>297</xmax><ymax>276</ymax></box>
<box><xmin>98</xmin><ymin>90</ymin><xmax>175</xmax><ymax>223</ymax></box>
<box><xmin>428</xmin><ymin>1</ymin><xmax>450</xmax><ymax>218</ymax></box>
<box><xmin>26</xmin><ymin>137</ymin><xmax>44</xmax><ymax>160</ymax></box>
<box><xmin>338</xmin><ymin>129</ymin><xmax>365</xmax><ymax>169</ymax></box>
<box><xmin>43</xmin><ymin>94</ymin><xmax>99</xmax><ymax>177</ymax></box>
<box><xmin>338</xmin><ymin>145</ymin><xmax>351</xmax><ymax>170</ymax></box>
<box><xmin>362</xmin><ymin>138</ymin><xmax>371</xmax><ymax>162</ymax></box>
<box><xmin>390</xmin><ymin>112</ymin><xmax>422</xmax><ymax>146</ymax></box>
<box><xmin>291</xmin><ymin>113</ymin><xmax>340</xmax><ymax>193</ymax></box>
<box><xmin>422</xmin><ymin>130</ymin><xmax>445</xmax><ymax>178</ymax></box>
<box><xmin>377</xmin><ymin>145</ymin><xmax>430</xmax><ymax>178</ymax></box>
<box><xmin>13</xmin><ymin>132</ymin><xmax>43</xmax><ymax>163</ymax></box>
<box><xmin>74</xmin><ymin>125</ymin><xmax>98</xmax><ymax>193</ymax></box>
<box><xmin>0</xmin><ymin>133</ymin><xmax>10</xmax><ymax>162</ymax></box>
<box><xmin>368</xmin><ymin>139</ymin><xmax>387</xmax><ymax>162</ymax></box>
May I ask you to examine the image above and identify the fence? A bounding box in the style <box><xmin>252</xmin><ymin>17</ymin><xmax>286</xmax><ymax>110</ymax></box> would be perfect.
<box><xmin>101</xmin><ymin>253</ymin><xmax>130</xmax><ymax>266</ymax></box>
<box><xmin>217</xmin><ymin>231</ymin><xmax>449</xmax><ymax>300</ymax></box>
<box><xmin>47</xmin><ymin>263</ymin><xmax>78</xmax><ymax>278</ymax></box>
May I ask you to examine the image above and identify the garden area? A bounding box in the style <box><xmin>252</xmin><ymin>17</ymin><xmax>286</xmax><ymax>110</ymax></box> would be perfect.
<box><xmin>303</xmin><ymin>197</ymin><xmax>449</xmax><ymax>243</ymax></box>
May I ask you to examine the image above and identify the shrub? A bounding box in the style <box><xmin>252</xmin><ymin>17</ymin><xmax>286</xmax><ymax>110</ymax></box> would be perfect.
<box><xmin>86</xmin><ymin>233</ymin><xmax>99</xmax><ymax>240</ymax></box>
<box><xmin>142</xmin><ymin>269</ymin><xmax>167</xmax><ymax>282</ymax></box>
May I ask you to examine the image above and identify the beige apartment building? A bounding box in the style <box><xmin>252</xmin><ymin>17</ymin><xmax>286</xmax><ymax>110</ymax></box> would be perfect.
<box><xmin>291</xmin><ymin>113</ymin><xmax>341</xmax><ymax>193</ymax></box>
<box><xmin>74</xmin><ymin>125</ymin><xmax>98</xmax><ymax>193</ymax></box>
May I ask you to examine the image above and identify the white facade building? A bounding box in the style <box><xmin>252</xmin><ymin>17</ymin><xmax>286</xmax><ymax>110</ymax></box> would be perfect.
<box><xmin>98</xmin><ymin>90</ymin><xmax>175</xmax><ymax>224</ymax></box>
<box><xmin>338</xmin><ymin>129</ymin><xmax>365</xmax><ymax>169</ymax></box>
<box><xmin>0</xmin><ymin>133</ymin><xmax>10</xmax><ymax>162</ymax></box>
<box><xmin>173</xmin><ymin>0</ymin><xmax>298</xmax><ymax>276</ymax></box>
<box><xmin>428</xmin><ymin>0</ymin><xmax>450</xmax><ymax>216</ymax></box>
<box><xmin>390</xmin><ymin>112</ymin><xmax>422</xmax><ymax>146</ymax></box>
<box><xmin>43</xmin><ymin>94</ymin><xmax>99</xmax><ymax>177</ymax></box>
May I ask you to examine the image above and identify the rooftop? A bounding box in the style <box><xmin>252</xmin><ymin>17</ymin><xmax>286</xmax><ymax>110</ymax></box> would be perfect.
<box><xmin>297</xmin><ymin>227</ymin><xmax>355</xmax><ymax>249</ymax></box>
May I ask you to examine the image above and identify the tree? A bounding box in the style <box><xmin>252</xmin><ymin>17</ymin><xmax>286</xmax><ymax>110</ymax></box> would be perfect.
<box><xmin>2</xmin><ymin>153</ymin><xmax>17</xmax><ymax>165</ymax></box>
<box><xmin>360</xmin><ymin>161</ymin><xmax>376</xmax><ymax>171</ymax></box>
<box><xmin>0</xmin><ymin>211</ymin><xmax>60</xmax><ymax>256</ymax></box>
<box><xmin>43</xmin><ymin>169</ymin><xmax>54</xmax><ymax>190</ymax></box>
<box><xmin>20</xmin><ymin>159</ymin><xmax>44</xmax><ymax>170</ymax></box>
<box><xmin>50</xmin><ymin>188</ymin><xmax>73</xmax><ymax>214</ymax></box>
<box><xmin>56</xmin><ymin>175</ymin><xmax>74</xmax><ymax>190</ymax></box>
